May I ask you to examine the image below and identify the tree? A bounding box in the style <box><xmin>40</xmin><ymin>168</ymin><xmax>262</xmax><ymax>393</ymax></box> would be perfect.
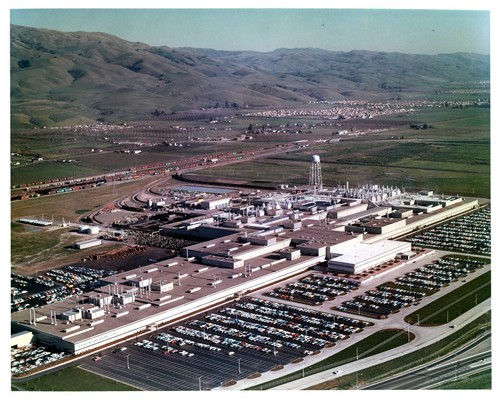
<box><xmin>17</xmin><ymin>59</ymin><xmax>31</xmax><ymax>69</ymax></box>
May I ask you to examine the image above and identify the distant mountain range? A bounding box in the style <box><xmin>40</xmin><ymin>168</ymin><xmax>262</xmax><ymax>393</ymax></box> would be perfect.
<box><xmin>10</xmin><ymin>24</ymin><xmax>490</xmax><ymax>129</ymax></box>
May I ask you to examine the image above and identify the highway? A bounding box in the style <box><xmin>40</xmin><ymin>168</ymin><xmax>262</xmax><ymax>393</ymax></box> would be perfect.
<box><xmin>362</xmin><ymin>334</ymin><xmax>491</xmax><ymax>389</ymax></box>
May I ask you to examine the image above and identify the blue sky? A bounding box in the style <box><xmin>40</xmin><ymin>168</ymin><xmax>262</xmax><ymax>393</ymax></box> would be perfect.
<box><xmin>9</xmin><ymin>3</ymin><xmax>491</xmax><ymax>55</ymax></box>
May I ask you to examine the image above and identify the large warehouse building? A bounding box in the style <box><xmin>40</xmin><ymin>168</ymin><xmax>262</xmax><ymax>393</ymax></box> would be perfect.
<box><xmin>327</xmin><ymin>240</ymin><xmax>412</xmax><ymax>274</ymax></box>
<box><xmin>11</xmin><ymin>192</ymin><xmax>480</xmax><ymax>355</ymax></box>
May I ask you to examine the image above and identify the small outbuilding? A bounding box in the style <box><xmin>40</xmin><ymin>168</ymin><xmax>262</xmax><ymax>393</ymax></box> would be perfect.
<box><xmin>74</xmin><ymin>239</ymin><xmax>102</xmax><ymax>249</ymax></box>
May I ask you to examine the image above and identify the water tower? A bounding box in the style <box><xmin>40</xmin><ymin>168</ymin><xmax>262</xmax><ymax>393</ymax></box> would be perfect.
<box><xmin>309</xmin><ymin>154</ymin><xmax>323</xmax><ymax>193</ymax></box>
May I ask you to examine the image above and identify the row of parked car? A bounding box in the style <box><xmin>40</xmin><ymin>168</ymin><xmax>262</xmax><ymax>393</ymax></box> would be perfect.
<box><xmin>247</xmin><ymin>297</ymin><xmax>372</xmax><ymax>329</ymax></box>
<box><xmin>265</xmin><ymin>273</ymin><xmax>362</xmax><ymax>305</ymax></box>
<box><xmin>203</xmin><ymin>310</ymin><xmax>329</xmax><ymax>348</ymax></box>
<box><xmin>175</xmin><ymin>323</ymin><xmax>278</xmax><ymax>354</ymax></box>
<box><xmin>338</xmin><ymin>255</ymin><xmax>486</xmax><ymax>319</ymax></box>
<box><xmin>133</xmin><ymin>338</ymin><xmax>195</xmax><ymax>357</ymax></box>
<box><xmin>376</xmin><ymin>285</ymin><xmax>426</xmax><ymax>299</ymax></box>
<box><xmin>337</xmin><ymin>299</ymin><xmax>396</xmax><ymax>319</ymax></box>
<box><xmin>268</xmin><ymin>287</ymin><xmax>329</xmax><ymax>305</ymax></box>
<box><xmin>396</xmin><ymin>256</ymin><xmax>484</xmax><ymax>292</ymax></box>
<box><xmin>11</xmin><ymin>344</ymin><xmax>67</xmax><ymax>376</ymax></box>
<box><xmin>155</xmin><ymin>332</ymin><xmax>224</xmax><ymax>354</ymax></box>
<box><xmin>406</xmin><ymin>206</ymin><xmax>490</xmax><ymax>255</ymax></box>
<box><xmin>365</xmin><ymin>289</ymin><xmax>422</xmax><ymax>304</ymax></box>
<box><xmin>302</xmin><ymin>274</ymin><xmax>361</xmax><ymax>291</ymax></box>
<box><xmin>234</xmin><ymin>299</ymin><xmax>366</xmax><ymax>336</ymax></box>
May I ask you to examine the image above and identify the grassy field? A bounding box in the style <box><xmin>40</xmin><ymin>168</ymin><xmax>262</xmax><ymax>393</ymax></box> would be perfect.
<box><xmin>11</xmin><ymin>225</ymin><xmax>74</xmax><ymax>265</ymax></box>
<box><xmin>10</xmin><ymin>177</ymin><xmax>159</xmax><ymax>275</ymax></box>
<box><xmin>11</xmin><ymin>161</ymin><xmax>101</xmax><ymax>187</ymax></box>
<box><xmin>182</xmin><ymin>107</ymin><xmax>490</xmax><ymax>197</ymax></box>
<box><xmin>432</xmin><ymin>370</ymin><xmax>491</xmax><ymax>389</ymax></box>
<box><xmin>11</xmin><ymin>365</ymin><xmax>139</xmax><ymax>391</ymax></box>
<box><xmin>11</xmin><ymin>106</ymin><xmax>490</xmax><ymax>198</ymax></box>
<box><xmin>10</xmin><ymin>223</ymin><xmax>126</xmax><ymax>275</ymax></box>
<box><xmin>11</xmin><ymin>177</ymin><xmax>158</xmax><ymax>222</ymax></box>
<box><xmin>317</xmin><ymin>328</ymin><xmax>413</xmax><ymax>367</ymax></box>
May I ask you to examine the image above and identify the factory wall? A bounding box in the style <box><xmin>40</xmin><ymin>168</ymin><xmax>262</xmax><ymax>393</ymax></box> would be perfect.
<box><xmin>200</xmin><ymin>197</ymin><xmax>231</xmax><ymax>210</ymax></box>
<box><xmin>11</xmin><ymin>331</ymin><xmax>34</xmax><ymax>348</ymax></box>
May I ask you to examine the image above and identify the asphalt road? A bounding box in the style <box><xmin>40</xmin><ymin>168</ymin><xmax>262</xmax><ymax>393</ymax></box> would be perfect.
<box><xmin>362</xmin><ymin>335</ymin><xmax>491</xmax><ymax>389</ymax></box>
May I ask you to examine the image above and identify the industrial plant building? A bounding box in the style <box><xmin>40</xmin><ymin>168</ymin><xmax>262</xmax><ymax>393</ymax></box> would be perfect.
<box><xmin>11</xmin><ymin>187</ymin><xmax>480</xmax><ymax>355</ymax></box>
<box><xmin>327</xmin><ymin>240</ymin><xmax>412</xmax><ymax>274</ymax></box>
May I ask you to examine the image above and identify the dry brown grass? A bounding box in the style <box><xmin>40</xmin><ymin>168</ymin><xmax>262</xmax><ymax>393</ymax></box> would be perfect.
<box><xmin>10</xmin><ymin>177</ymin><xmax>159</xmax><ymax>275</ymax></box>
<box><xmin>11</xmin><ymin>178</ymin><xmax>156</xmax><ymax>222</ymax></box>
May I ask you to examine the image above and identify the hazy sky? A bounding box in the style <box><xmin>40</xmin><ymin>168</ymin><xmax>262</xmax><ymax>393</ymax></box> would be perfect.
<box><xmin>9</xmin><ymin>3</ymin><xmax>491</xmax><ymax>55</ymax></box>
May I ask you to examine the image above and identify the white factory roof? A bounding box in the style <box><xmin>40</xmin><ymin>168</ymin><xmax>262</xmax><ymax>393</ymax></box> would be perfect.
<box><xmin>330</xmin><ymin>240</ymin><xmax>410</xmax><ymax>265</ymax></box>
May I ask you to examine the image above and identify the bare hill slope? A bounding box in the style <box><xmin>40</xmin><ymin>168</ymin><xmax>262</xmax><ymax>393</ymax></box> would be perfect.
<box><xmin>11</xmin><ymin>24</ymin><xmax>489</xmax><ymax>129</ymax></box>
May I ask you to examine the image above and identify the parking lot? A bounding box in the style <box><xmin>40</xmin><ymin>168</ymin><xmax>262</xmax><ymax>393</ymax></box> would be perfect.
<box><xmin>78</xmin><ymin>250</ymin><xmax>487</xmax><ymax>390</ymax></box>
<box><xmin>11</xmin><ymin>266</ymin><xmax>117</xmax><ymax>313</ymax></box>
<box><xmin>406</xmin><ymin>205</ymin><xmax>490</xmax><ymax>255</ymax></box>
<box><xmin>266</xmin><ymin>274</ymin><xmax>361</xmax><ymax>305</ymax></box>
<box><xmin>336</xmin><ymin>255</ymin><xmax>485</xmax><ymax>319</ymax></box>
<box><xmin>80</xmin><ymin>295</ymin><xmax>373</xmax><ymax>390</ymax></box>
<box><xmin>11</xmin><ymin>344</ymin><xmax>68</xmax><ymax>376</ymax></box>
